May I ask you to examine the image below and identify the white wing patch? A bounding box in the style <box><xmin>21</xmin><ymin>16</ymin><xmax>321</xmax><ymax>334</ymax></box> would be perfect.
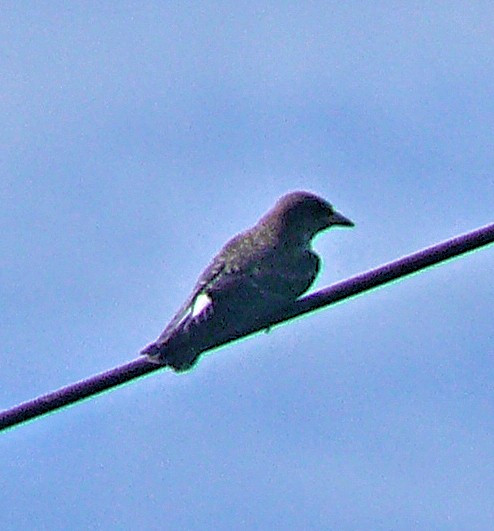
<box><xmin>191</xmin><ymin>292</ymin><xmax>212</xmax><ymax>318</ymax></box>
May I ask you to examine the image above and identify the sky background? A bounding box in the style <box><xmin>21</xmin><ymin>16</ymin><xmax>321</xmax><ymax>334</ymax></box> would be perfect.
<box><xmin>1</xmin><ymin>3</ymin><xmax>493</xmax><ymax>530</ymax></box>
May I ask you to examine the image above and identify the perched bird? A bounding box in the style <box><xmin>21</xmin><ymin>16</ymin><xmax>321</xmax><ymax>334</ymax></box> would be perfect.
<box><xmin>141</xmin><ymin>191</ymin><xmax>354</xmax><ymax>371</ymax></box>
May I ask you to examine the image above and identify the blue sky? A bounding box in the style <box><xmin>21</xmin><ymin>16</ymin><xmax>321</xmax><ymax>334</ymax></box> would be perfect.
<box><xmin>1</xmin><ymin>3</ymin><xmax>493</xmax><ymax>530</ymax></box>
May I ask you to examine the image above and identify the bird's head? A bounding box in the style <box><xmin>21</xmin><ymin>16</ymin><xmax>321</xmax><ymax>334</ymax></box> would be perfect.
<box><xmin>269</xmin><ymin>191</ymin><xmax>354</xmax><ymax>246</ymax></box>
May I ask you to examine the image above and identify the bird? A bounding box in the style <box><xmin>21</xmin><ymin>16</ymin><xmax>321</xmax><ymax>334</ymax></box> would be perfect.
<box><xmin>141</xmin><ymin>191</ymin><xmax>354</xmax><ymax>371</ymax></box>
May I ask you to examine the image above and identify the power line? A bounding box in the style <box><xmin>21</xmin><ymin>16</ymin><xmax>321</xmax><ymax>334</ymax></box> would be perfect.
<box><xmin>1</xmin><ymin>222</ymin><xmax>493</xmax><ymax>432</ymax></box>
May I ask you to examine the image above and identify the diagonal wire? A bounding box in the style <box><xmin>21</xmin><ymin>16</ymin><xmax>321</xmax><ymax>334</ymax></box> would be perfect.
<box><xmin>1</xmin><ymin>222</ymin><xmax>493</xmax><ymax>432</ymax></box>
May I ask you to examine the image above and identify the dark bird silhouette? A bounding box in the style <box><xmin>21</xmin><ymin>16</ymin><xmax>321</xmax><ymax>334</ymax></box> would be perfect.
<box><xmin>141</xmin><ymin>191</ymin><xmax>354</xmax><ymax>371</ymax></box>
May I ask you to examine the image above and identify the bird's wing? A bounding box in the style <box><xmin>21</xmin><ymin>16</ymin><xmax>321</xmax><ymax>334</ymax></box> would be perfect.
<box><xmin>151</xmin><ymin>255</ymin><xmax>228</xmax><ymax>344</ymax></box>
<box><xmin>242</xmin><ymin>250</ymin><xmax>321</xmax><ymax>302</ymax></box>
<box><xmin>147</xmin><ymin>236</ymin><xmax>319</xmax><ymax>351</ymax></box>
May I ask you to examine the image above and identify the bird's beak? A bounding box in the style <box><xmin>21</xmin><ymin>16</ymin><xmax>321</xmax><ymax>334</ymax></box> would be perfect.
<box><xmin>328</xmin><ymin>210</ymin><xmax>354</xmax><ymax>227</ymax></box>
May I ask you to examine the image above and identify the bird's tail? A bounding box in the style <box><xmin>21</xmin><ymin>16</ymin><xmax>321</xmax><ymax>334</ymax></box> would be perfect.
<box><xmin>140</xmin><ymin>334</ymin><xmax>201</xmax><ymax>373</ymax></box>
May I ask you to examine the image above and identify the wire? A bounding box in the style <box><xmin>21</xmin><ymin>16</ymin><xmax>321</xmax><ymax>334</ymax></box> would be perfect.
<box><xmin>1</xmin><ymin>222</ymin><xmax>493</xmax><ymax>432</ymax></box>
